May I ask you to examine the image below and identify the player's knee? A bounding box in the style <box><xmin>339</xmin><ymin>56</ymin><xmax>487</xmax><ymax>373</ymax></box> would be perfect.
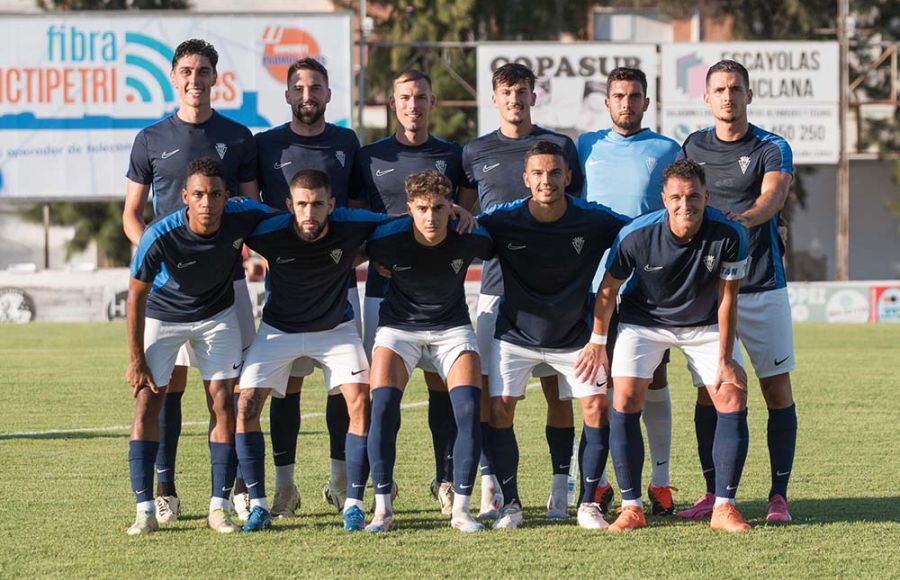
<box><xmin>489</xmin><ymin>397</ymin><xmax>514</xmax><ymax>428</ymax></box>
<box><xmin>237</xmin><ymin>390</ymin><xmax>262</xmax><ymax>422</ymax></box>
<box><xmin>716</xmin><ymin>386</ymin><xmax>747</xmax><ymax>414</ymax></box>
<box><xmin>134</xmin><ymin>389</ymin><xmax>164</xmax><ymax>422</ymax></box>
<box><xmin>580</xmin><ymin>395</ymin><xmax>605</xmax><ymax>427</ymax></box>
<box><xmin>760</xmin><ymin>374</ymin><xmax>793</xmax><ymax>408</ymax></box>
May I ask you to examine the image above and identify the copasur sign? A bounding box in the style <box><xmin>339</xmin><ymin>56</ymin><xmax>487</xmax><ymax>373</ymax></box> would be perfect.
<box><xmin>0</xmin><ymin>14</ymin><xmax>351</xmax><ymax>200</ymax></box>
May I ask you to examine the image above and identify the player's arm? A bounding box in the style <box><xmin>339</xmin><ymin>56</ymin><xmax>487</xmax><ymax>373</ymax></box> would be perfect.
<box><xmin>239</xmin><ymin>180</ymin><xmax>261</xmax><ymax>202</ymax></box>
<box><xmin>714</xmin><ymin>277</ymin><xmax>747</xmax><ymax>391</ymax></box>
<box><xmin>450</xmin><ymin>203</ymin><xmax>476</xmax><ymax>234</ymax></box>
<box><xmin>575</xmin><ymin>272</ymin><xmax>625</xmax><ymax>383</ymax></box>
<box><xmin>728</xmin><ymin>171</ymin><xmax>791</xmax><ymax>228</ymax></box>
<box><xmin>123</xmin><ymin>179</ymin><xmax>151</xmax><ymax>247</ymax></box>
<box><xmin>456</xmin><ymin>186</ymin><xmax>477</xmax><ymax>212</ymax></box>
<box><xmin>125</xmin><ymin>276</ymin><xmax>158</xmax><ymax>397</ymax></box>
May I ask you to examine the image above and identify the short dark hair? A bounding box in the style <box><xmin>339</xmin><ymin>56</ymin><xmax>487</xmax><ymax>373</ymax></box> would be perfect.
<box><xmin>706</xmin><ymin>59</ymin><xmax>750</xmax><ymax>89</ymax></box>
<box><xmin>662</xmin><ymin>159</ymin><xmax>706</xmax><ymax>187</ymax></box>
<box><xmin>524</xmin><ymin>140</ymin><xmax>567</xmax><ymax>167</ymax></box>
<box><xmin>393</xmin><ymin>69</ymin><xmax>432</xmax><ymax>90</ymax></box>
<box><xmin>606</xmin><ymin>67</ymin><xmax>648</xmax><ymax>96</ymax></box>
<box><xmin>185</xmin><ymin>157</ymin><xmax>226</xmax><ymax>186</ymax></box>
<box><xmin>290</xmin><ymin>168</ymin><xmax>331</xmax><ymax>193</ymax></box>
<box><xmin>492</xmin><ymin>62</ymin><xmax>536</xmax><ymax>91</ymax></box>
<box><xmin>172</xmin><ymin>39</ymin><xmax>218</xmax><ymax>72</ymax></box>
<box><xmin>405</xmin><ymin>170</ymin><xmax>451</xmax><ymax>201</ymax></box>
<box><xmin>286</xmin><ymin>57</ymin><xmax>329</xmax><ymax>87</ymax></box>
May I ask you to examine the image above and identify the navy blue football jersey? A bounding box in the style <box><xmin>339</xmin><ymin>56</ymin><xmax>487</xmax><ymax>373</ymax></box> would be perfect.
<box><xmin>607</xmin><ymin>207</ymin><xmax>749</xmax><ymax>327</ymax></box>
<box><xmin>130</xmin><ymin>198</ymin><xmax>272</xmax><ymax>323</ymax></box>
<box><xmin>463</xmin><ymin>126</ymin><xmax>583</xmax><ymax>296</ymax></box>
<box><xmin>366</xmin><ymin>216</ymin><xmax>492</xmax><ymax>330</ymax></box>
<box><xmin>246</xmin><ymin>208</ymin><xmax>390</xmax><ymax>333</ymax></box>
<box><xmin>679</xmin><ymin>124</ymin><xmax>792</xmax><ymax>294</ymax></box>
<box><xmin>477</xmin><ymin>195</ymin><xmax>626</xmax><ymax>349</ymax></box>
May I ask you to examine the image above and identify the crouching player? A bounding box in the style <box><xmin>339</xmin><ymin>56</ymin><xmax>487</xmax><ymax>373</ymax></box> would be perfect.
<box><xmin>364</xmin><ymin>170</ymin><xmax>492</xmax><ymax>533</ymax></box>
<box><xmin>124</xmin><ymin>158</ymin><xmax>271</xmax><ymax>535</ymax></box>
<box><xmin>576</xmin><ymin>159</ymin><xmax>752</xmax><ymax>533</ymax></box>
<box><xmin>478</xmin><ymin>141</ymin><xmax>628</xmax><ymax>530</ymax></box>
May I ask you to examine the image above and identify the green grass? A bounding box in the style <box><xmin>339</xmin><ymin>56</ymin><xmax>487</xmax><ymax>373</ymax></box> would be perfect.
<box><xmin>1</xmin><ymin>323</ymin><xmax>899</xmax><ymax>578</ymax></box>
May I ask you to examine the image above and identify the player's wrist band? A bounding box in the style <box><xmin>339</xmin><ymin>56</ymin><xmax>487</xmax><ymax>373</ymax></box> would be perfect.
<box><xmin>589</xmin><ymin>333</ymin><xmax>608</xmax><ymax>345</ymax></box>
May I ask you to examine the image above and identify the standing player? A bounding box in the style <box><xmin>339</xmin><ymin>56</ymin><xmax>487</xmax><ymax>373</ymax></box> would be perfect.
<box><xmin>125</xmin><ymin>158</ymin><xmax>271</xmax><ymax>535</ymax></box>
<box><xmin>577</xmin><ymin>67</ymin><xmax>681</xmax><ymax>515</ymax></box>
<box><xmin>355</xmin><ymin>69</ymin><xmax>477</xmax><ymax>514</ymax></box>
<box><xmin>463</xmin><ymin>63</ymin><xmax>585</xmax><ymax>519</ymax></box>
<box><xmin>123</xmin><ymin>39</ymin><xmax>259</xmax><ymax>523</ymax></box>
<box><xmin>678</xmin><ymin>60</ymin><xmax>797</xmax><ymax>524</ymax></box>
<box><xmin>577</xmin><ymin>159</ymin><xmax>752</xmax><ymax>533</ymax></box>
<box><xmin>364</xmin><ymin>170</ymin><xmax>491</xmax><ymax>533</ymax></box>
<box><xmin>478</xmin><ymin>142</ymin><xmax>627</xmax><ymax>530</ymax></box>
<box><xmin>254</xmin><ymin>57</ymin><xmax>363</xmax><ymax>519</ymax></box>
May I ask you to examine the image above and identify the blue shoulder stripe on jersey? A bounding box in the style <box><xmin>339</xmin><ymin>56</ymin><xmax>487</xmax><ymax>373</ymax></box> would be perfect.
<box><xmin>768</xmin><ymin>217</ymin><xmax>787</xmax><ymax>288</ymax></box>
<box><xmin>151</xmin><ymin>262</ymin><xmax>170</xmax><ymax>291</ymax></box>
<box><xmin>605</xmin><ymin>209</ymin><xmax>666</xmax><ymax>272</ymax></box>
<box><xmin>369</xmin><ymin>216</ymin><xmax>411</xmax><ymax>241</ymax></box>
<box><xmin>704</xmin><ymin>207</ymin><xmax>749</xmax><ymax>261</ymax></box>
<box><xmin>131</xmin><ymin>210</ymin><xmax>185</xmax><ymax>277</ymax></box>
<box><xmin>479</xmin><ymin>197</ymin><xmax>527</xmax><ymax>216</ymax></box>
<box><xmin>251</xmin><ymin>213</ymin><xmax>292</xmax><ymax>237</ymax></box>
<box><xmin>750</xmin><ymin>125</ymin><xmax>793</xmax><ymax>174</ymax></box>
<box><xmin>569</xmin><ymin>195</ymin><xmax>631</xmax><ymax>222</ymax></box>
<box><xmin>224</xmin><ymin>198</ymin><xmax>272</xmax><ymax>214</ymax></box>
<box><xmin>331</xmin><ymin>207</ymin><xmax>391</xmax><ymax>223</ymax></box>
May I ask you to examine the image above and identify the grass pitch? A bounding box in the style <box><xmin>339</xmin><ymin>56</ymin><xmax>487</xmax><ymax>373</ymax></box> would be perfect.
<box><xmin>1</xmin><ymin>323</ymin><xmax>899</xmax><ymax>578</ymax></box>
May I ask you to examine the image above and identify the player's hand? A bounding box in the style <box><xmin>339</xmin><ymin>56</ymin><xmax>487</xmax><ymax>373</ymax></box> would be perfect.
<box><xmin>374</xmin><ymin>261</ymin><xmax>392</xmax><ymax>278</ymax></box>
<box><xmin>575</xmin><ymin>342</ymin><xmax>609</xmax><ymax>385</ymax></box>
<box><xmin>725</xmin><ymin>210</ymin><xmax>751</xmax><ymax>228</ymax></box>
<box><xmin>450</xmin><ymin>204</ymin><xmax>476</xmax><ymax>234</ymax></box>
<box><xmin>715</xmin><ymin>357</ymin><xmax>747</xmax><ymax>392</ymax></box>
<box><xmin>126</xmin><ymin>359</ymin><xmax>159</xmax><ymax>397</ymax></box>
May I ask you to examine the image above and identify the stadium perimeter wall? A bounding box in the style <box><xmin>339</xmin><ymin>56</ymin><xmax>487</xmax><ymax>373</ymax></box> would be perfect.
<box><xmin>0</xmin><ymin>268</ymin><xmax>897</xmax><ymax>324</ymax></box>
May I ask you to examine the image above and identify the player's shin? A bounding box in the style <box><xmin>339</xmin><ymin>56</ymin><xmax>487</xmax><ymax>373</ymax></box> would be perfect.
<box><xmin>713</xmin><ymin>409</ymin><xmax>749</xmax><ymax>504</ymax></box>
<box><xmin>610</xmin><ymin>408</ymin><xmax>644</xmax><ymax>506</ymax></box>
<box><xmin>155</xmin><ymin>391</ymin><xmax>183</xmax><ymax>496</ymax></box>
<box><xmin>368</xmin><ymin>387</ymin><xmax>403</xmax><ymax>515</ymax></box>
<box><xmin>579</xmin><ymin>424</ymin><xmax>609</xmax><ymax>504</ymax></box>
<box><xmin>449</xmin><ymin>386</ymin><xmax>481</xmax><ymax>511</ymax></box>
<box><xmin>271</xmin><ymin>392</ymin><xmax>301</xmax><ymax>490</ymax></box>
<box><xmin>129</xmin><ymin>440</ymin><xmax>159</xmax><ymax>512</ymax></box>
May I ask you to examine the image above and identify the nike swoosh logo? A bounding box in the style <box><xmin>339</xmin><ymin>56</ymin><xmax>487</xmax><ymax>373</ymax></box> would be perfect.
<box><xmin>482</xmin><ymin>162</ymin><xmax>500</xmax><ymax>173</ymax></box>
<box><xmin>222</xmin><ymin>486</ymin><xmax>233</xmax><ymax>493</ymax></box>
<box><xmin>507</xmin><ymin>243</ymin><xmax>526</xmax><ymax>250</ymax></box>
<box><xmin>274</xmin><ymin>161</ymin><xmax>292</xmax><ymax>170</ymax></box>
<box><xmin>586</xmin><ymin>476</ymin><xmax>600</xmax><ymax>483</ymax></box>
<box><xmin>644</xmin><ymin>265</ymin><xmax>663</xmax><ymax>272</ymax></box>
<box><xmin>558</xmin><ymin>464</ymin><xmax>570</xmax><ymax>470</ymax></box>
<box><xmin>177</xmin><ymin>260</ymin><xmax>197</xmax><ymax>269</ymax></box>
<box><xmin>656</xmin><ymin>461</ymin><xmax>668</xmax><ymax>466</ymax></box>
<box><xmin>273</xmin><ymin>451</ymin><xmax>287</xmax><ymax>456</ymax></box>
<box><xmin>352</xmin><ymin>483</ymin><xmax>364</xmax><ymax>488</ymax></box>
<box><xmin>232</xmin><ymin>362</ymin><xmax>242</xmax><ymax>370</ymax></box>
<box><xmin>776</xmin><ymin>470</ymin><xmax>791</xmax><ymax>477</ymax></box>
<box><xmin>156</xmin><ymin>468</ymin><xmax>170</xmax><ymax>474</ymax></box>
<box><xmin>135</xmin><ymin>488</ymin><xmax>148</xmax><ymax>495</ymax></box>
<box><xmin>160</xmin><ymin>149</ymin><xmax>180</xmax><ymax>159</ymax></box>
<box><xmin>774</xmin><ymin>356</ymin><xmax>790</xmax><ymax>366</ymax></box>
<box><xmin>587</xmin><ymin>159</ymin><xmax>602</xmax><ymax>166</ymax></box>
<box><xmin>697</xmin><ymin>161</ymin><xmax>707</xmax><ymax>166</ymax></box>
<box><xmin>726</xmin><ymin>485</ymin><xmax>737</xmax><ymax>491</ymax></box>
<box><xmin>351</xmin><ymin>369</ymin><xmax>365</xmax><ymax>376</ymax></box>
<box><xmin>501</xmin><ymin>476</ymin><xmax>515</xmax><ymax>485</ymax></box>
<box><xmin>392</xmin><ymin>265</ymin><xmax>412</xmax><ymax>271</ymax></box>
<box><xmin>376</xmin><ymin>483</ymin><xmax>392</xmax><ymax>489</ymax></box>
<box><xmin>620</xmin><ymin>488</ymin><xmax>633</xmax><ymax>494</ymax></box>
<box><xmin>375</xmin><ymin>168</ymin><xmax>395</xmax><ymax>177</ymax></box>
<box><xmin>702</xmin><ymin>468</ymin><xmax>715</xmax><ymax>474</ymax></box>
<box><xmin>276</xmin><ymin>257</ymin><xmax>295</xmax><ymax>264</ymax></box>
<box><xmin>247</xmin><ymin>481</ymin><xmax>259</xmax><ymax>488</ymax></box>
<box><xmin>459</xmin><ymin>484</ymin><xmax>472</xmax><ymax>489</ymax></box>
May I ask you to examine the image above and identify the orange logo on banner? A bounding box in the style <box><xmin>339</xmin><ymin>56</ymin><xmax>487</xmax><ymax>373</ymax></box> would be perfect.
<box><xmin>262</xmin><ymin>27</ymin><xmax>321</xmax><ymax>83</ymax></box>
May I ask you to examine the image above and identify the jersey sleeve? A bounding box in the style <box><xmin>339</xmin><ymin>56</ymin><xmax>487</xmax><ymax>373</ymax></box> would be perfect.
<box><xmin>126</xmin><ymin>130</ymin><xmax>152</xmax><ymax>184</ymax></box>
<box><xmin>605</xmin><ymin>231</ymin><xmax>635</xmax><ymax>281</ymax></box>
<box><xmin>461</xmin><ymin>143</ymin><xmax>478</xmax><ymax>186</ymax></box>
<box><xmin>468</xmin><ymin>226</ymin><xmax>495</xmax><ymax>260</ymax></box>
<box><xmin>130</xmin><ymin>231</ymin><xmax>163</xmax><ymax>281</ymax></box>
<box><xmin>563</xmin><ymin>136</ymin><xmax>584</xmax><ymax>196</ymax></box>
<box><xmin>348</xmin><ymin>147</ymin><xmax>369</xmax><ymax>203</ymax></box>
<box><xmin>719</xmin><ymin>223</ymin><xmax>750</xmax><ymax>281</ymax></box>
<box><xmin>237</xmin><ymin>127</ymin><xmax>258</xmax><ymax>185</ymax></box>
<box><xmin>762</xmin><ymin>136</ymin><xmax>794</xmax><ymax>175</ymax></box>
<box><xmin>452</xmin><ymin>144</ymin><xmax>475</xmax><ymax>190</ymax></box>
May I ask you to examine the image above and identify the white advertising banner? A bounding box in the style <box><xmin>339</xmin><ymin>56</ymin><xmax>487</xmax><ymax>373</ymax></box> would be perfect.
<box><xmin>661</xmin><ymin>42</ymin><xmax>839</xmax><ymax>164</ymax></box>
<box><xmin>0</xmin><ymin>13</ymin><xmax>352</xmax><ymax>200</ymax></box>
<box><xmin>476</xmin><ymin>43</ymin><xmax>659</xmax><ymax>141</ymax></box>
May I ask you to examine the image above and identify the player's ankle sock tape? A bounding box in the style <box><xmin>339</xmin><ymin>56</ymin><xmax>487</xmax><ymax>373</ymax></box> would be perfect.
<box><xmin>209</xmin><ymin>442</ymin><xmax>237</xmax><ymax>500</ymax></box>
<box><xmin>270</xmin><ymin>392</ymin><xmax>301</xmax><ymax>467</ymax></box>
<box><xmin>767</xmin><ymin>404</ymin><xmax>797</xmax><ymax>499</ymax></box>
<box><xmin>428</xmin><ymin>389</ymin><xmax>456</xmax><ymax>483</ymax></box>
<box><xmin>326</xmin><ymin>394</ymin><xmax>350</xmax><ymax>461</ymax></box>
<box><xmin>610</xmin><ymin>409</ymin><xmax>644</xmax><ymax>502</ymax></box>
<box><xmin>713</xmin><ymin>409</ymin><xmax>749</xmax><ymax>499</ymax></box>
<box><xmin>345</xmin><ymin>433</ymin><xmax>370</xmax><ymax>501</ymax></box>
<box><xmin>579</xmin><ymin>424</ymin><xmax>609</xmax><ymax>504</ymax></box>
<box><xmin>129</xmin><ymin>440</ymin><xmax>159</xmax><ymax>504</ymax></box>
<box><xmin>368</xmin><ymin>388</ymin><xmax>402</xmax><ymax>490</ymax></box>
<box><xmin>449</xmin><ymin>386</ymin><xmax>481</xmax><ymax>494</ymax></box>
<box><xmin>155</xmin><ymin>391</ymin><xmax>183</xmax><ymax>484</ymax></box>
<box><xmin>235</xmin><ymin>431</ymin><xmax>266</xmax><ymax>500</ymax></box>
<box><xmin>546</xmin><ymin>425</ymin><xmax>576</xmax><ymax>476</ymax></box>
<box><xmin>489</xmin><ymin>426</ymin><xmax>520</xmax><ymax>505</ymax></box>
<box><xmin>694</xmin><ymin>402</ymin><xmax>718</xmax><ymax>494</ymax></box>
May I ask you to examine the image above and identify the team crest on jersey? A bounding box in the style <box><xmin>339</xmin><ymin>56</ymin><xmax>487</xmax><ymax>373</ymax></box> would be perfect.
<box><xmin>450</xmin><ymin>258</ymin><xmax>464</xmax><ymax>274</ymax></box>
<box><xmin>435</xmin><ymin>159</ymin><xmax>448</xmax><ymax>174</ymax></box>
<box><xmin>738</xmin><ymin>156</ymin><xmax>751</xmax><ymax>174</ymax></box>
<box><xmin>232</xmin><ymin>238</ymin><xmax>244</xmax><ymax>249</ymax></box>
<box><xmin>336</xmin><ymin>151</ymin><xmax>346</xmax><ymax>167</ymax></box>
<box><xmin>215</xmin><ymin>143</ymin><xmax>227</xmax><ymax>159</ymax></box>
<box><xmin>645</xmin><ymin>157</ymin><xmax>658</xmax><ymax>174</ymax></box>
<box><xmin>704</xmin><ymin>255</ymin><xmax>716</xmax><ymax>272</ymax></box>
<box><xmin>572</xmin><ymin>236</ymin><xmax>585</xmax><ymax>255</ymax></box>
<box><xmin>330</xmin><ymin>249</ymin><xmax>343</xmax><ymax>264</ymax></box>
